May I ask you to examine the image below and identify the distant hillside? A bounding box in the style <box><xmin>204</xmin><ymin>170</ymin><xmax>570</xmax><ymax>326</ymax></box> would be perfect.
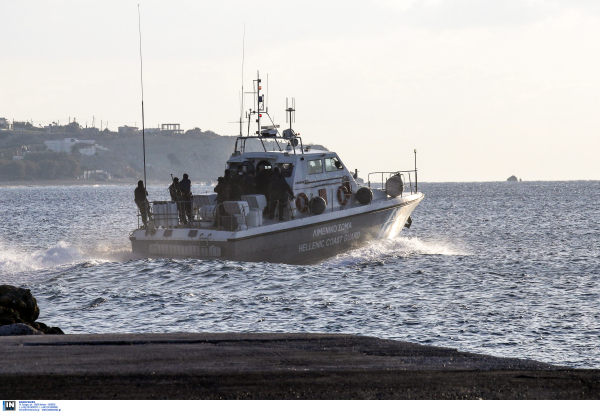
<box><xmin>0</xmin><ymin>129</ymin><xmax>327</xmax><ymax>182</ymax></box>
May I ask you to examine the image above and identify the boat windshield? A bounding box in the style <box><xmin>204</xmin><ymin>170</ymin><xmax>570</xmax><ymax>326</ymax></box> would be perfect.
<box><xmin>325</xmin><ymin>157</ymin><xmax>343</xmax><ymax>172</ymax></box>
<box><xmin>308</xmin><ymin>159</ymin><xmax>323</xmax><ymax>175</ymax></box>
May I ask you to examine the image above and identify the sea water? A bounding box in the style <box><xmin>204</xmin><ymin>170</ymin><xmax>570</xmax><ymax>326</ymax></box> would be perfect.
<box><xmin>1</xmin><ymin>181</ymin><xmax>599</xmax><ymax>368</ymax></box>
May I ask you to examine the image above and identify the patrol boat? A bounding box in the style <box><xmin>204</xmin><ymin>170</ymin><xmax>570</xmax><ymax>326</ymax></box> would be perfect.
<box><xmin>129</xmin><ymin>75</ymin><xmax>424</xmax><ymax>264</ymax></box>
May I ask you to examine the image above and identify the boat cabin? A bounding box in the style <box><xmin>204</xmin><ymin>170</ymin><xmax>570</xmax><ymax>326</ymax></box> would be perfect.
<box><xmin>226</xmin><ymin>148</ymin><xmax>358</xmax><ymax>211</ymax></box>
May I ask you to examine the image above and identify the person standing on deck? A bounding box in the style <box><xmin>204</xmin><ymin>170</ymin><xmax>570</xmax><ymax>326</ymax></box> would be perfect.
<box><xmin>229</xmin><ymin>169</ymin><xmax>242</xmax><ymax>201</ymax></box>
<box><xmin>255</xmin><ymin>164</ymin><xmax>273</xmax><ymax>199</ymax></box>
<box><xmin>223</xmin><ymin>169</ymin><xmax>233</xmax><ymax>201</ymax></box>
<box><xmin>236</xmin><ymin>165</ymin><xmax>255</xmax><ymax>197</ymax></box>
<box><xmin>214</xmin><ymin>176</ymin><xmax>229</xmax><ymax>204</ymax></box>
<box><xmin>169</xmin><ymin>177</ymin><xmax>186</xmax><ymax>224</ymax></box>
<box><xmin>213</xmin><ymin>176</ymin><xmax>229</xmax><ymax>228</ymax></box>
<box><xmin>134</xmin><ymin>180</ymin><xmax>149</xmax><ymax>228</ymax></box>
<box><xmin>268</xmin><ymin>167</ymin><xmax>295</xmax><ymax>221</ymax></box>
<box><xmin>179</xmin><ymin>173</ymin><xmax>193</xmax><ymax>224</ymax></box>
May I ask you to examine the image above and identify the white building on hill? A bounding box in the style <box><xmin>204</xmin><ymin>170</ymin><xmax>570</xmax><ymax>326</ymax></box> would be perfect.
<box><xmin>44</xmin><ymin>138</ymin><xmax>97</xmax><ymax>155</ymax></box>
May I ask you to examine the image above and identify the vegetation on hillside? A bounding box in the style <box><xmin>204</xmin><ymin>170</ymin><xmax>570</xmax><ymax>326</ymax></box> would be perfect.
<box><xmin>0</xmin><ymin>152</ymin><xmax>80</xmax><ymax>180</ymax></box>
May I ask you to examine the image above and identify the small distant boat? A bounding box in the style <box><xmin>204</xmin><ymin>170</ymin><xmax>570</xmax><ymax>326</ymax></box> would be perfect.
<box><xmin>130</xmin><ymin>74</ymin><xmax>424</xmax><ymax>264</ymax></box>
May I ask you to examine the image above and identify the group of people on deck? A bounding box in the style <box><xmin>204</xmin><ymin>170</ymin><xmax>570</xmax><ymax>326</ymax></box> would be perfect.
<box><xmin>214</xmin><ymin>164</ymin><xmax>294</xmax><ymax>222</ymax></box>
<box><xmin>168</xmin><ymin>173</ymin><xmax>193</xmax><ymax>224</ymax></box>
<box><xmin>134</xmin><ymin>164</ymin><xmax>295</xmax><ymax>229</ymax></box>
<box><xmin>134</xmin><ymin>173</ymin><xmax>193</xmax><ymax>229</ymax></box>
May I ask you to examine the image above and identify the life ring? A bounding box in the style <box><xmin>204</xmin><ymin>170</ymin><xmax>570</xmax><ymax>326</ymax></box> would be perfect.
<box><xmin>295</xmin><ymin>193</ymin><xmax>309</xmax><ymax>213</ymax></box>
<box><xmin>337</xmin><ymin>185</ymin><xmax>351</xmax><ymax>206</ymax></box>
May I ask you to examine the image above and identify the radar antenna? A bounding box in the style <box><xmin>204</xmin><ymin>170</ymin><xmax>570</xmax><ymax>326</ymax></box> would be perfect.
<box><xmin>285</xmin><ymin>97</ymin><xmax>295</xmax><ymax>130</ymax></box>
<box><xmin>283</xmin><ymin>98</ymin><xmax>303</xmax><ymax>154</ymax></box>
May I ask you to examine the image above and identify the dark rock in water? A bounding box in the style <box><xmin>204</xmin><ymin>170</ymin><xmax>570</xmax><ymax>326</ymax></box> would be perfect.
<box><xmin>0</xmin><ymin>306</ymin><xmax>26</xmax><ymax>325</ymax></box>
<box><xmin>0</xmin><ymin>285</ymin><xmax>40</xmax><ymax>323</ymax></box>
<box><xmin>507</xmin><ymin>175</ymin><xmax>518</xmax><ymax>182</ymax></box>
<box><xmin>32</xmin><ymin>322</ymin><xmax>64</xmax><ymax>335</ymax></box>
<box><xmin>0</xmin><ymin>285</ymin><xmax>64</xmax><ymax>335</ymax></box>
<box><xmin>0</xmin><ymin>323</ymin><xmax>43</xmax><ymax>336</ymax></box>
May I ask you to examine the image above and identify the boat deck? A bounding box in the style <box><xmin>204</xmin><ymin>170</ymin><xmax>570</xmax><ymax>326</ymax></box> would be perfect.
<box><xmin>137</xmin><ymin>190</ymin><xmax>416</xmax><ymax>234</ymax></box>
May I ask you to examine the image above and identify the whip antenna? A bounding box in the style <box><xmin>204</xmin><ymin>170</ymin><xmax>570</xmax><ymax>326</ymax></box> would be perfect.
<box><xmin>138</xmin><ymin>4</ymin><xmax>147</xmax><ymax>189</ymax></box>
<box><xmin>240</xmin><ymin>23</ymin><xmax>245</xmax><ymax>137</ymax></box>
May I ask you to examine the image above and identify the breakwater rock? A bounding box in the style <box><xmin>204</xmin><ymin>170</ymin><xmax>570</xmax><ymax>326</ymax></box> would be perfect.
<box><xmin>0</xmin><ymin>285</ymin><xmax>63</xmax><ymax>335</ymax></box>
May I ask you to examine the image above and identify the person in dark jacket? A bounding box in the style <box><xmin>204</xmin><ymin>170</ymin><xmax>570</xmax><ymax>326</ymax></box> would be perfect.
<box><xmin>213</xmin><ymin>176</ymin><xmax>229</xmax><ymax>228</ymax></box>
<box><xmin>134</xmin><ymin>180</ymin><xmax>149</xmax><ymax>228</ymax></box>
<box><xmin>214</xmin><ymin>176</ymin><xmax>229</xmax><ymax>205</ymax></box>
<box><xmin>223</xmin><ymin>169</ymin><xmax>232</xmax><ymax>201</ymax></box>
<box><xmin>236</xmin><ymin>165</ymin><xmax>255</xmax><ymax>197</ymax></box>
<box><xmin>268</xmin><ymin>167</ymin><xmax>295</xmax><ymax>221</ymax></box>
<box><xmin>229</xmin><ymin>168</ymin><xmax>242</xmax><ymax>201</ymax></box>
<box><xmin>178</xmin><ymin>173</ymin><xmax>193</xmax><ymax>223</ymax></box>
<box><xmin>247</xmin><ymin>171</ymin><xmax>257</xmax><ymax>195</ymax></box>
<box><xmin>169</xmin><ymin>177</ymin><xmax>186</xmax><ymax>224</ymax></box>
<box><xmin>255</xmin><ymin>164</ymin><xmax>273</xmax><ymax>198</ymax></box>
<box><xmin>169</xmin><ymin>177</ymin><xmax>182</xmax><ymax>201</ymax></box>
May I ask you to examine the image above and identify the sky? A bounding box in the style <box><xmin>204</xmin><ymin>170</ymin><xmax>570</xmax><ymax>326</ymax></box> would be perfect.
<box><xmin>1</xmin><ymin>0</ymin><xmax>600</xmax><ymax>182</ymax></box>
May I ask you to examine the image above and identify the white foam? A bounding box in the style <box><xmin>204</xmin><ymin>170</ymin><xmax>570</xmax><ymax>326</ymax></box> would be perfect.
<box><xmin>0</xmin><ymin>241</ymin><xmax>134</xmax><ymax>282</ymax></box>
<box><xmin>323</xmin><ymin>236</ymin><xmax>467</xmax><ymax>266</ymax></box>
<box><xmin>0</xmin><ymin>241</ymin><xmax>76</xmax><ymax>274</ymax></box>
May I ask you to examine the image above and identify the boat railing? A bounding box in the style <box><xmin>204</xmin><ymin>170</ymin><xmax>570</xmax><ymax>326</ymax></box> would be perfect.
<box><xmin>137</xmin><ymin>196</ymin><xmax>313</xmax><ymax>230</ymax></box>
<box><xmin>367</xmin><ymin>170</ymin><xmax>418</xmax><ymax>196</ymax></box>
<box><xmin>136</xmin><ymin>199</ymin><xmax>197</xmax><ymax>230</ymax></box>
<box><xmin>135</xmin><ymin>171</ymin><xmax>418</xmax><ymax>230</ymax></box>
<box><xmin>136</xmin><ymin>199</ymin><xmax>256</xmax><ymax>231</ymax></box>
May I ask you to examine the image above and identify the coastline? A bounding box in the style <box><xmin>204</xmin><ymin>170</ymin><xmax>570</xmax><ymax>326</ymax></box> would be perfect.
<box><xmin>1</xmin><ymin>332</ymin><xmax>598</xmax><ymax>399</ymax></box>
<box><xmin>0</xmin><ymin>178</ymin><xmax>170</xmax><ymax>188</ymax></box>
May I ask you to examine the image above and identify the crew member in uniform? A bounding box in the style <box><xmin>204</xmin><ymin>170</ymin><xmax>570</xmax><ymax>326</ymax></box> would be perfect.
<box><xmin>255</xmin><ymin>164</ymin><xmax>273</xmax><ymax>199</ymax></box>
<box><xmin>237</xmin><ymin>165</ymin><xmax>255</xmax><ymax>196</ymax></box>
<box><xmin>214</xmin><ymin>176</ymin><xmax>229</xmax><ymax>204</ymax></box>
<box><xmin>169</xmin><ymin>177</ymin><xmax>186</xmax><ymax>224</ymax></box>
<box><xmin>223</xmin><ymin>170</ymin><xmax>233</xmax><ymax>201</ymax></box>
<box><xmin>229</xmin><ymin>169</ymin><xmax>242</xmax><ymax>201</ymax></box>
<box><xmin>134</xmin><ymin>180</ymin><xmax>149</xmax><ymax>228</ymax></box>
<box><xmin>213</xmin><ymin>176</ymin><xmax>229</xmax><ymax>228</ymax></box>
<box><xmin>178</xmin><ymin>173</ymin><xmax>193</xmax><ymax>224</ymax></box>
<box><xmin>268</xmin><ymin>167</ymin><xmax>295</xmax><ymax>221</ymax></box>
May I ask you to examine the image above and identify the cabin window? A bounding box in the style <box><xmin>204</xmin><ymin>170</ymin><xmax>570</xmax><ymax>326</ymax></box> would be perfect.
<box><xmin>278</xmin><ymin>163</ymin><xmax>294</xmax><ymax>178</ymax></box>
<box><xmin>307</xmin><ymin>159</ymin><xmax>323</xmax><ymax>175</ymax></box>
<box><xmin>325</xmin><ymin>157</ymin><xmax>344</xmax><ymax>172</ymax></box>
<box><xmin>255</xmin><ymin>160</ymin><xmax>272</xmax><ymax>173</ymax></box>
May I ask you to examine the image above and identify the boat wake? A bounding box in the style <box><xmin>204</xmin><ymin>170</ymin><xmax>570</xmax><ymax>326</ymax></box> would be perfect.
<box><xmin>322</xmin><ymin>236</ymin><xmax>467</xmax><ymax>267</ymax></box>
<box><xmin>0</xmin><ymin>241</ymin><xmax>134</xmax><ymax>283</ymax></box>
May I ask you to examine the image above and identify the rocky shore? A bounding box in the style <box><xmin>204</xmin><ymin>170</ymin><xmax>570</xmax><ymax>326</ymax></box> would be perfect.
<box><xmin>0</xmin><ymin>285</ymin><xmax>63</xmax><ymax>336</ymax></box>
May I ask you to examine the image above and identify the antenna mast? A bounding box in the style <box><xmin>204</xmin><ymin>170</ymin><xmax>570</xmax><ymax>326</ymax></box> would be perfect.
<box><xmin>240</xmin><ymin>23</ymin><xmax>245</xmax><ymax>138</ymax></box>
<box><xmin>138</xmin><ymin>4</ymin><xmax>147</xmax><ymax>189</ymax></box>
<box><xmin>286</xmin><ymin>97</ymin><xmax>295</xmax><ymax>131</ymax></box>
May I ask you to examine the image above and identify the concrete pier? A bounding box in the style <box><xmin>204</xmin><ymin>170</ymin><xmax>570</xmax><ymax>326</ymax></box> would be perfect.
<box><xmin>1</xmin><ymin>333</ymin><xmax>598</xmax><ymax>399</ymax></box>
